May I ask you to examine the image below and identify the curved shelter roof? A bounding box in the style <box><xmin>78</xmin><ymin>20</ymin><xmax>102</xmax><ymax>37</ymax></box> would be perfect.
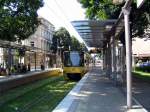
<box><xmin>72</xmin><ymin>20</ymin><xmax>117</xmax><ymax>48</ymax></box>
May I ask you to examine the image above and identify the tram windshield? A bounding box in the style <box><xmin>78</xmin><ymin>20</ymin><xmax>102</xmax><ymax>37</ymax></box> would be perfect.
<box><xmin>63</xmin><ymin>51</ymin><xmax>84</xmax><ymax>67</ymax></box>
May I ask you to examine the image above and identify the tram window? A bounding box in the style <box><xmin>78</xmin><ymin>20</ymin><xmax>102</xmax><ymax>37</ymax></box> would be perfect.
<box><xmin>64</xmin><ymin>52</ymin><xmax>71</xmax><ymax>66</ymax></box>
<box><xmin>70</xmin><ymin>52</ymin><xmax>80</xmax><ymax>66</ymax></box>
<box><xmin>79</xmin><ymin>52</ymin><xmax>84</xmax><ymax>66</ymax></box>
<box><xmin>63</xmin><ymin>51</ymin><xmax>84</xmax><ymax>67</ymax></box>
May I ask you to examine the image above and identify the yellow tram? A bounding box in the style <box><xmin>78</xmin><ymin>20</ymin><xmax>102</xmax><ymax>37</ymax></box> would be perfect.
<box><xmin>63</xmin><ymin>51</ymin><xmax>88</xmax><ymax>80</ymax></box>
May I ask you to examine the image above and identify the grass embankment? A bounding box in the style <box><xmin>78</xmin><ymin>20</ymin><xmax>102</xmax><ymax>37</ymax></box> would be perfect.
<box><xmin>0</xmin><ymin>76</ymin><xmax>76</xmax><ymax>112</ymax></box>
<box><xmin>132</xmin><ymin>70</ymin><xmax>150</xmax><ymax>82</ymax></box>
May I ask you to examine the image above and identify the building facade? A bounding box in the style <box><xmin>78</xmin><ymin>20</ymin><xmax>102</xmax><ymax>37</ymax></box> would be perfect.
<box><xmin>23</xmin><ymin>17</ymin><xmax>55</xmax><ymax>70</ymax></box>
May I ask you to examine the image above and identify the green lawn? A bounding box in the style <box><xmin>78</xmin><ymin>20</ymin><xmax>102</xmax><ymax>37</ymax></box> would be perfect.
<box><xmin>132</xmin><ymin>70</ymin><xmax>150</xmax><ymax>81</ymax></box>
<box><xmin>0</xmin><ymin>76</ymin><xmax>76</xmax><ymax>112</ymax></box>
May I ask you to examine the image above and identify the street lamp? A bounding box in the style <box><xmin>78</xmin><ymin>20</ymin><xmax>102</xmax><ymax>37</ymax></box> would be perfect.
<box><xmin>30</xmin><ymin>41</ymin><xmax>36</xmax><ymax>71</ymax></box>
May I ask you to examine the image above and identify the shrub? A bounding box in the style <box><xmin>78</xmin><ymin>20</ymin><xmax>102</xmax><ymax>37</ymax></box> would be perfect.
<box><xmin>135</xmin><ymin>66</ymin><xmax>150</xmax><ymax>73</ymax></box>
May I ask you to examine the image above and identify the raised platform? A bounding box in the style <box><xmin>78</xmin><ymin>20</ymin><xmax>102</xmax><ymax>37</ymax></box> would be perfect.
<box><xmin>0</xmin><ymin>68</ymin><xmax>62</xmax><ymax>93</ymax></box>
<box><xmin>52</xmin><ymin>67</ymin><xmax>147</xmax><ymax>112</ymax></box>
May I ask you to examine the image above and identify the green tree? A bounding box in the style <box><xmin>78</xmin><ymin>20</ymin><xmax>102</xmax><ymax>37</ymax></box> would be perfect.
<box><xmin>51</xmin><ymin>27</ymin><xmax>71</xmax><ymax>53</ymax></box>
<box><xmin>79</xmin><ymin>0</ymin><xmax>122</xmax><ymax>20</ymax></box>
<box><xmin>79</xmin><ymin>42</ymin><xmax>87</xmax><ymax>51</ymax></box>
<box><xmin>70</xmin><ymin>36</ymin><xmax>87</xmax><ymax>51</ymax></box>
<box><xmin>79</xmin><ymin>0</ymin><xmax>150</xmax><ymax>37</ymax></box>
<box><xmin>51</xmin><ymin>29</ymin><xmax>87</xmax><ymax>53</ymax></box>
<box><xmin>0</xmin><ymin>0</ymin><xmax>43</xmax><ymax>41</ymax></box>
<box><xmin>51</xmin><ymin>33</ymin><xmax>58</xmax><ymax>53</ymax></box>
<box><xmin>70</xmin><ymin>36</ymin><xmax>80</xmax><ymax>51</ymax></box>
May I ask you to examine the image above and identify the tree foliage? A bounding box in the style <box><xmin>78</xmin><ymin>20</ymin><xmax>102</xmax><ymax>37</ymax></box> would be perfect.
<box><xmin>55</xmin><ymin>27</ymin><xmax>71</xmax><ymax>51</ymax></box>
<box><xmin>131</xmin><ymin>2</ymin><xmax>150</xmax><ymax>37</ymax></box>
<box><xmin>51</xmin><ymin>27</ymin><xmax>87</xmax><ymax>53</ymax></box>
<box><xmin>70</xmin><ymin>36</ymin><xmax>86</xmax><ymax>51</ymax></box>
<box><xmin>51</xmin><ymin>33</ymin><xmax>58</xmax><ymax>53</ymax></box>
<box><xmin>80</xmin><ymin>0</ymin><xmax>122</xmax><ymax>20</ymax></box>
<box><xmin>79</xmin><ymin>0</ymin><xmax>150</xmax><ymax>37</ymax></box>
<box><xmin>51</xmin><ymin>27</ymin><xmax>71</xmax><ymax>53</ymax></box>
<box><xmin>0</xmin><ymin>0</ymin><xmax>43</xmax><ymax>41</ymax></box>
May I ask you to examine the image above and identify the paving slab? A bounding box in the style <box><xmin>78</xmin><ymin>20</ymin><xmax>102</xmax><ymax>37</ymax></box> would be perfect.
<box><xmin>53</xmin><ymin>67</ymin><xmax>147</xmax><ymax>112</ymax></box>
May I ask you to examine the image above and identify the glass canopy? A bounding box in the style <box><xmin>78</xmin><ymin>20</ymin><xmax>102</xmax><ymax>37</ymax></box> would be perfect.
<box><xmin>72</xmin><ymin>20</ymin><xmax>117</xmax><ymax>48</ymax></box>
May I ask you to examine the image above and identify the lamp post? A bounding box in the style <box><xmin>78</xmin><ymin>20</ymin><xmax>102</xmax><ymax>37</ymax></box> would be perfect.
<box><xmin>30</xmin><ymin>41</ymin><xmax>36</xmax><ymax>71</ymax></box>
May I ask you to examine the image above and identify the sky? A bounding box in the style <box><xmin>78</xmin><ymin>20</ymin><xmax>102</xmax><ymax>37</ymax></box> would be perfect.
<box><xmin>37</xmin><ymin>0</ymin><xmax>86</xmax><ymax>42</ymax></box>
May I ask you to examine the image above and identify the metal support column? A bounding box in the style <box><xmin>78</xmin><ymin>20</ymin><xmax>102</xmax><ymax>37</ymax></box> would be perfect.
<box><xmin>111</xmin><ymin>36</ymin><xmax>116</xmax><ymax>80</ymax></box>
<box><xmin>34</xmin><ymin>52</ymin><xmax>36</xmax><ymax>71</ymax></box>
<box><xmin>105</xmin><ymin>48</ymin><xmax>107</xmax><ymax>71</ymax></box>
<box><xmin>108</xmin><ymin>43</ymin><xmax>112</xmax><ymax>77</ymax></box>
<box><xmin>103</xmin><ymin>49</ymin><xmax>106</xmax><ymax>70</ymax></box>
<box><xmin>123</xmin><ymin>7</ymin><xmax>132</xmax><ymax>109</ymax></box>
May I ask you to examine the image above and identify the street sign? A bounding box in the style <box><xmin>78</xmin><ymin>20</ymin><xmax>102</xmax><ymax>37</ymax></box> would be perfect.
<box><xmin>137</xmin><ymin>0</ymin><xmax>145</xmax><ymax>8</ymax></box>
